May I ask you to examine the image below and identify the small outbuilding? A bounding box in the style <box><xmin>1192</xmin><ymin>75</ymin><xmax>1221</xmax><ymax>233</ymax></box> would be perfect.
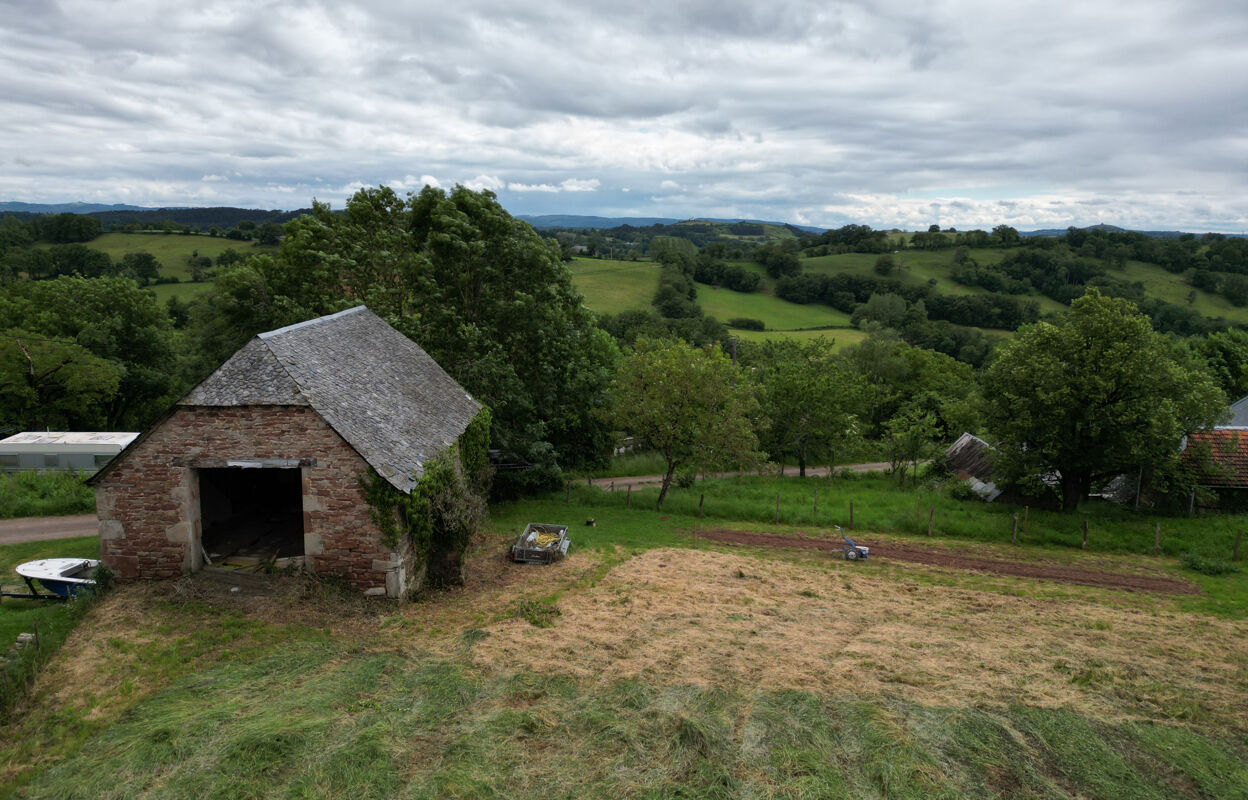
<box><xmin>90</xmin><ymin>306</ymin><xmax>481</xmax><ymax>597</ymax></box>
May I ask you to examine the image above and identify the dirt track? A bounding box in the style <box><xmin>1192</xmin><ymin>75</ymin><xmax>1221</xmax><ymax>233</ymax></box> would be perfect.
<box><xmin>695</xmin><ymin>528</ymin><xmax>1199</xmax><ymax>594</ymax></box>
<box><xmin>0</xmin><ymin>514</ymin><xmax>97</xmax><ymax>546</ymax></box>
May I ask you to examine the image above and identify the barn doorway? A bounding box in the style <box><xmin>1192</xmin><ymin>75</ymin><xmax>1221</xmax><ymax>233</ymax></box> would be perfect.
<box><xmin>198</xmin><ymin>467</ymin><xmax>304</xmax><ymax>568</ymax></box>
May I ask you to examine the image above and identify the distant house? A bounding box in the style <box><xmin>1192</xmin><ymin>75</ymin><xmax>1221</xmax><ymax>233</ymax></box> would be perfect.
<box><xmin>89</xmin><ymin>306</ymin><xmax>481</xmax><ymax>597</ymax></box>
<box><xmin>1181</xmin><ymin>429</ymin><xmax>1248</xmax><ymax>489</ymax></box>
<box><xmin>0</xmin><ymin>432</ymin><xmax>139</xmax><ymax>474</ymax></box>
<box><xmin>569</xmin><ymin>245</ymin><xmax>589</xmax><ymax>254</ymax></box>
<box><xmin>1225</xmin><ymin>395</ymin><xmax>1248</xmax><ymax>427</ymax></box>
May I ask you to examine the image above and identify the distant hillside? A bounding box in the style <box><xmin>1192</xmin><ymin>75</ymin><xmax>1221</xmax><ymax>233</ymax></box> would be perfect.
<box><xmin>1022</xmin><ymin>223</ymin><xmax>1247</xmax><ymax>239</ymax></box>
<box><xmin>88</xmin><ymin>207</ymin><xmax>310</xmax><ymax>231</ymax></box>
<box><xmin>0</xmin><ymin>201</ymin><xmax>154</xmax><ymax>214</ymax></box>
<box><xmin>520</xmin><ymin>214</ymin><xmax>681</xmax><ymax>229</ymax></box>
<box><xmin>519</xmin><ymin>214</ymin><xmax>823</xmax><ymax>233</ymax></box>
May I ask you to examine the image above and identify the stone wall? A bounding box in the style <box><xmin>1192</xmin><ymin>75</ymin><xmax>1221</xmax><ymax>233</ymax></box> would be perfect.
<box><xmin>95</xmin><ymin>405</ymin><xmax>413</xmax><ymax>596</ymax></box>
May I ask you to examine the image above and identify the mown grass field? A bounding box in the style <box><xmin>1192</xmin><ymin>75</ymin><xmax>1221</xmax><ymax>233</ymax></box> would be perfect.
<box><xmin>697</xmin><ymin>283</ymin><xmax>852</xmax><ymax>330</ymax></box>
<box><xmin>3</xmin><ymin>472</ymin><xmax>1246</xmax><ymax>798</ymax></box>
<box><xmin>568</xmin><ymin>257</ymin><xmax>659</xmax><ymax>315</ymax></box>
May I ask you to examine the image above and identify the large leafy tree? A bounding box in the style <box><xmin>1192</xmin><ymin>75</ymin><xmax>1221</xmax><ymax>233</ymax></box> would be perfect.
<box><xmin>751</xmin><ymin>338</ymin><xmax>863</xmax><ymax>476</ymax></box>
<box><xmin>190</xmin><ymin>185</ymin><xmax>618</xmax><ymax>487</ymax></box>
<box><xmin>609</xmin><ymin>338</ymin><xmax>762</xmax><ymax>507</ymax></box>
<box><xmin>982</xmin><ymin>290</ymin><xmax>1225</xmax><ymax>512</ymax></box>
<box><xmin>0</xmin><ymin>331</ymin><xmax>120</xmax><ymax>430</ymax></box>
<box><xmin>0</xmin><ymin>276</ymin><xmax>181</xmax><ymax>430</ymax></box>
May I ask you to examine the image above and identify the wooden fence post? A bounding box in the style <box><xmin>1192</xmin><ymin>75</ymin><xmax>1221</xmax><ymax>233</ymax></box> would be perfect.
<box><xmin>610</xmin><ymin>481</ymin><xmax>615</xmax><ymax>492</ymax></box>
<box><xmin>927</xmin><ymin>505</ymin><xmax>935</xmax><ymax>537</ymax></box>
<box><xmin>587</xmin><ymin>476</ymin><xmax>592</xmax><ymax>486</ymax></box>
<box><xmin>32</xmin><ymin>620</ymin><xmax>40</xmax><ymax>650</ymax></box>
<box><xmin>775</xmin><ymin>494</ymin><xmax>781</xmax><ymax>525</ymax></box>
<box><xmin>849</xmin><ymin>501</ymin><xmax>854</xmax><ymax>529</ymax></box>
<box><xmin>1234</xmin><ymin>529</ymin><xmax>1243</xmax><ymax>561</ymax></box>
<box><xmin>626</xmin><ymin>485</ymin><xmax>631</xmax><ymax>509</ymax></box>
<box><xmin>1082</xmin><ymin>519</ymin><xmax>1089</xmax><ymax>550</ymax></box>
<box><xmin>814</xmin><ymin>489</ymin><xmax>818</xmax><ymax>522</ymax></box>
<box><xmin>1023</xmin><ymin>506</ymin><xmax>1029</xmax><ymax>534</ymax></box>
<box><xmin>565</xmin><ymin>483</ymin><xmax>571</xmax><ymax>504</ymax></box>
<box><xmin>699</xmin><ymin>493</ymin><xmax>704</xmax><ymax>519</ymax></box>
<box><xmin>915</xmin><ymin>494</ymin><xmax>921</xmax><ymax>523</ymax></box>
<box><xmin>1012</xmin><ymin>513</ymin><xmax>1018</xmax><ymax>545</ymax></box>
<box><xmin>1154</xmin><ymin>522</ymin><xmax>1161</xmax><ymax>556</ymax></box>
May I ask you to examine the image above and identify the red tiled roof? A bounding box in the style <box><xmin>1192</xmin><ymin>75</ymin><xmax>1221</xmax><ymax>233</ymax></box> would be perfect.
<box><xmin>1183</xmin><ymin>429</ymin><xmax>1248</xmax><ymax>487</ymax></box>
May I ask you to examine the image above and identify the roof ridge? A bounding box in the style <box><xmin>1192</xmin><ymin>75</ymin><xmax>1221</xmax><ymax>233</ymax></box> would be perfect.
<box><xmin>258</xmin><ymin>306</ymin><xmax>367</xmax><ymax>340</ymax></box>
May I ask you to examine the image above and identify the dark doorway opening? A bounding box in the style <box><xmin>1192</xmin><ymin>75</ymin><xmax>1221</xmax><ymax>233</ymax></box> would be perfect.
<box><xmin>199</xmin><ymin>468</ymin><xmax>303</xmax><ymax>565</ymax></box>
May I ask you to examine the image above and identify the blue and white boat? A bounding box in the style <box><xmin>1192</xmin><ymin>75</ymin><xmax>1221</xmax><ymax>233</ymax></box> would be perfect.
<box><xmin>14</xmin><ymin>558</ymin><xmax>99</xmax><ymax>597</ymax></box>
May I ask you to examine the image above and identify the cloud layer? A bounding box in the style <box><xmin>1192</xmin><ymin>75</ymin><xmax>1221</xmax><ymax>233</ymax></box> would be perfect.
<box><xmin>3</xmin><ymin>0</ymin><xmax>1247</xmax><ymax>231</ymax></box>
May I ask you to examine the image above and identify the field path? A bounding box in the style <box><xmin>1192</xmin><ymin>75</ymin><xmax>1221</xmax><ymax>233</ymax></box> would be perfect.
<box><xmin>600</xmin><ymin>462</ymin><xmax>893</xmax><ymax>490</ymax></box>
<box><xmin>0</xmin><ymin>514</ymin><xmax>97</xmax><ymax>546</ymax></box>
<box><xmin>695</xmin><ymin>528</ymin><xmax>1199</xmax><ymax>594</ymax></box>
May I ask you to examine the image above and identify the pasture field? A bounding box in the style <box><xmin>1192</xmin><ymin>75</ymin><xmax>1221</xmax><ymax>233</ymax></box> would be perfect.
<box><xmin>146</xmin><ymin>280</ymin><xmax>213</xmax><ymax>303</ymax></box>
<box><xmin>84</xmin><ymin>232</ymin><xmax>276</xmax><ymax>280</ymax></box>
<box><xmin>3</xmin><ymin>474</ymin><xmax>1246</xmax><ymax>798</ymax></box>
<box><xmin>697</xmin><ymin>283</ymin><xmax>853</xmax><ymax>330</ymax></box>
<box><xmin>733</xmin><ymin>326</ymin><xmax>868</xmax><ymax>347</ymax></box>
<box><xmin>568</xmin><ymin>257</ymin><xmax>660</xmax><ymax>314</ymax></box>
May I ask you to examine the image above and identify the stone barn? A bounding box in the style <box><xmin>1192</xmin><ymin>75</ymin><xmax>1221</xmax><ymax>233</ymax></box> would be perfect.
<box><xmin>90</xmin><ymin>306</ymin><xmax>481</xmax><ymax>597</ymax></box>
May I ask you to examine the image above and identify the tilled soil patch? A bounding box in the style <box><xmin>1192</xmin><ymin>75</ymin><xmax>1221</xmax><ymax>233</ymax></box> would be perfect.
<box><xmin>694</xmin><ymin>528</ymin><xmax>1199</xmax><ymax>594</ymax></box>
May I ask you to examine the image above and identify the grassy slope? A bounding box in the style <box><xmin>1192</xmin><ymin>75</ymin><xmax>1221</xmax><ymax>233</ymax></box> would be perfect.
<box><xmin>85</xmin><ymin>232</ymin><xmax>277</xmax><ymax>280</ymax></box>
<box><xmin>3</xmin><ymin>484</ymin><xmax>1246</xmax><ymax>798</ymax></box>
<box><xmin>568</xmin><ymin>257</ymin><xmax>659</xmax><ymax>315</ymax></box>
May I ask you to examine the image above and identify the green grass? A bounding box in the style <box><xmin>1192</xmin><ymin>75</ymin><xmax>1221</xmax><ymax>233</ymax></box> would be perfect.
<box><xmin>568</xmin><ymin>257</ymin><xmax>660</xmax><ymax>314</ymax></box>
<box><xmin>0</xmin><ymin>535</ymin><xmax>101</xmax><ymax>711</ymax></box>
<box><xmin>696</xmin><ymin>283</ymin><xmax>852</xmax><ymax>329</ymax></box>
<box><xmin>146</xmin><ymin>280</ymin><xmax>213</xmax><ymax>303</ymax></box>
<box><xmin>86</xmin><ymin>232</ymin><xmax>277</xmax><ymax>281</ymax></box>
<box><xmin>0</xmin><ymin>471</ymin><xmax>94</xmax><ymax>519</ymax></box>
<box><xmin>733</xmin><ymin>327</ymin><xmax>870</xmax><ymax>347</ymax></box>
<box><xmin>546</xmin><ymin>473</ymin><xmax>1248</xmax><ymax>617</ymax></box>
<box><xmin>10</xmin><ymin>649</ymin><xmax>1245</xmax><ymax>799</ymax></box>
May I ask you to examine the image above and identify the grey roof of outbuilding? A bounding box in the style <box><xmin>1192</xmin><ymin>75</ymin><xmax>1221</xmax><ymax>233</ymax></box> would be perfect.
<box><xmin>181</xmin><ymin>306</ymin><xmax>481</xmax><ymax>492</ymax></box>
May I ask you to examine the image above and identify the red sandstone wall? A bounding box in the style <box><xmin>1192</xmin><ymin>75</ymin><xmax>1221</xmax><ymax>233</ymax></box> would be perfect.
<box><xmin>95</xmin><ymin>405</ymin><xmax>409</xmax><ymax>595</ymax></box>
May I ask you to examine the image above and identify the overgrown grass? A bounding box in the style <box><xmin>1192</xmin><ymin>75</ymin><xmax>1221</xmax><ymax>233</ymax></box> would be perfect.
<box><xmin>0</xmin><ymin>471</ymin><xmax>94</xmax><ymax>519</ymax></box>
<box><xmin>0</xmin><ymin>536</ymin><xmax>103</xmax><ymax>713</ymax></box>
<box><xmin>599</xmin><ymin>472</ymin><xmax>1248</xmax><ymax>560</ymax></box>
<box><xmin>10</xmin><ymin>649</ymin><xmax>1245</xmax><ymax>800</ymax></box>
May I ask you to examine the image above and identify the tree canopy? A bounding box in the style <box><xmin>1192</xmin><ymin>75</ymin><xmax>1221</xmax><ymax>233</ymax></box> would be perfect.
<box><xmin>190</xmin><ymin>184</ymin><xmax>618</xmax><ymax>490</ymax></box>
<box><xmin>609</xmin><ymin>338</ymin><xmax>761</xmax><ymax>506</ymax></box>
<box><xmin>981</xmin><ymin>290</ymin><xmax>1226</xmax><ymax>511</ymax></box>
<box><xmin>751</xmin><ymin>338</ymin><xmax>863</xmax><ymax>477</ymax></box>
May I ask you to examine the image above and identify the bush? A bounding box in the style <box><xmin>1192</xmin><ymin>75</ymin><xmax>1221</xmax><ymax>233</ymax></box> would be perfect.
<box><xmin>727</xmin><ymin>317</ymin><xmax>765</xmax><ymax>331</ymax></box>
<box><xmin>0</xmin><ymin>471</ymin><xmax>94</xmax><ymax>518</ymax></box>
<box><xmin>1179</xmin><ymin>552</ymin><xmax>1241</xmax><ymax>576</ymax></box>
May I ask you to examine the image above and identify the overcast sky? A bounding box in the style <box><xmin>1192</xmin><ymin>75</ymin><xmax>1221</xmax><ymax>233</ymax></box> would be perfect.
<box><xmin>3</xmin><ymin>0</ymin><xmax>1247</xmax><ymax>231</ymax></box>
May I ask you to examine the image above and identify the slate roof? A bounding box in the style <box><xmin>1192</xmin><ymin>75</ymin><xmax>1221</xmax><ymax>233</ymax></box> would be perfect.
<box><xmin>168</xmin><ymin>306</ymin><xmax>479</xmax><ymax>492</ymax></box>
<box><xmin>1221</xmin><ymin>395</ymin><xmax>1248</xmax><ymax>428</ymax></box>
<box><xmin>1182</xmin><ymin>428</ymin><xmax>1248</xmax><ymax>488</ymax></box>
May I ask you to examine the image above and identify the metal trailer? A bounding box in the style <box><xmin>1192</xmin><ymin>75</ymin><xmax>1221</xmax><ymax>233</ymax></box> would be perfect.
<box><xmin>509</xmin><ymin>522</ymin><xmax>570</xmax><ymax>564</ymax></box>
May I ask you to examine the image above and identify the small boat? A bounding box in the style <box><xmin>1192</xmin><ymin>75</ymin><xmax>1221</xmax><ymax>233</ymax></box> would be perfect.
<box><xmin>14</xmin><ymin>558</ymin><xmax>100</xmax><ymax>597</ymax></box>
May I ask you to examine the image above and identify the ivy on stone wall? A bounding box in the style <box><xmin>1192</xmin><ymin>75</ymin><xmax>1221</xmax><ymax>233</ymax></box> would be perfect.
<box><xmin>359</xmin><ymin>406</ymin><xmax>493</xmax><ymax>587</ymax></box>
